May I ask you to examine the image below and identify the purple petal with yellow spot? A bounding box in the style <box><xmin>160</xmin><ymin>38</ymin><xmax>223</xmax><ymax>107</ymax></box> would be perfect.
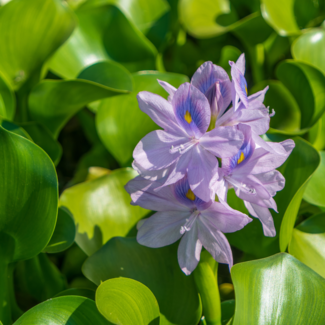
<box><xmin>172</xmin><ymin>83</ymin><xmax>211</xmax><ymax>138</ymax></box>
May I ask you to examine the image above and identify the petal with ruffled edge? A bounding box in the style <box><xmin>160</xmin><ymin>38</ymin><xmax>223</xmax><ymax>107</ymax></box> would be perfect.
<box><xmin>177</xmin><ymin>222</ymin><xmax>202</xmax><ymax>275</ymax></box>
<box><xmin>197</xmin><ymin>218</ymin><xmax>233</xmax><ymax>267</ymax></box>
<box><xmin>244</xmin><ymin>201</ymin><xmax>276</xmax><ymax>237</ymax></box>
<box><xmin>200</xmin><ymin>126</ymin><xmax>244</xmax><ymax>158</ymax></box>
<box><xmin>211</xmin><ymin>170</ymin><xmax>228</xmax><ymax>202</ymax></box>
<box><xmin>125</xmin><ymin>176</ymin><xmax>186</xmax><ymax>211</ymax></box>
<box><xmin>157</xmin><ymin>79</ymin><xmax>177</xmax><ymax>102</ymax></box>
<box><xmin>133</xmin><ymin>130</ymin><xmax>187</xmax><ymax>170</ymax></box>
<box><xmin>187</xmin><ymin>145</ymin><xmax>219</xmax><ymax>202</ymax></box>
<box><xmin>137</xmin><ymin>210</ymin><xmax>190</xmax><ymax>248</ymax></box>
<box><xmin>137</xmin><ymin>91</ymin><xmax>183</xmax><ymax>135</ymax></box>
<box><xmin>254</xmin><ymin>170</ymin><xmax>285</xmax><ymax>197</ymax></box>
<box><xmin>172</xmin><ymin>83</ymin><xmax>211</xmax><ymax>138</ymax></box>
<box><xmin>201</xmin><ymin>201</ymin><xmax>252</xmax><ymax>233</ymax></box>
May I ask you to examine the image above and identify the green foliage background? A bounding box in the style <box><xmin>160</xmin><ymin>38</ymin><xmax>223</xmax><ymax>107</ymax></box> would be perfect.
<box><xmin>0</xmin><ymin>0</ymin><xmax>325</xmax><ymax>324</ymax></box>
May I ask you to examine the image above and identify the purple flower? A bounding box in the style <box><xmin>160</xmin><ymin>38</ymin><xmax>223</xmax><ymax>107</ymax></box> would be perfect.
<box><xmin>125</xmin><ymin>176</ymin><xmax>252</xmax><ymax>275</ymax></box>
<box><xmin>212</xmin><ymin>125</ymin><xmax>295</xmax><ymax>236</ymax></box>
<box><xmin>133</xmin><ymin>82</ymin><xmax>244</xmax><ymax>202</ymax></box>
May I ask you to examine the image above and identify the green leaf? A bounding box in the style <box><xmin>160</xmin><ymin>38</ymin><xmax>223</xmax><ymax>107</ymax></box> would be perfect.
<box><xmin>289</xmin><ymin>213</ymin><xmax>325</xmax><ymax>278</ymax></box>
<box><xmin>78</xmin><ymin>0</ymin><xmax>169</xmax><ymax>34</ymax></box>
<box><xmin>231</xmin><ymin>253</ymin><xmax>325</xmax><ymax>324</ymax></box>
<box><xmin>276</xmin><ymin>60</ymin><xmax>325</xmax><ymax>130</ymax></box>
<box><xmin>0</xmin><ymin>0</ymin><xmax>76</xmax><ymax>89</ymax></box>
<box><xmin>54</xmin><ymin>288</ymin><xmax>96</xmax><ymax>301</ymax></box>
<box><xmin>96</xmin><ymin>278</ymin><xmax>160</xmax><ymax>325</ymax></box>
<box><xmin>83</xmin><ymin>237</ymin><xmax>202</xmax><ymax>325</ymax></box>
<box><xmin>227</xmin><ymin>137</ymin><xmax>319</xmax><ymax>257</ymax></box>
<box><xmin>0</xmin><ymin>73</ymin><xmax>15</xmax><ymax>120</ymax></box>
<box><xmin>96</xmin><ymin>71</ymin><xmax>188</xmax><ymax>165</ymax></box>
<box><xmin>0</xmin><ymin>120</ymin><xmax>31</xmax><ymax>140</ymax></box>
<box><xmin>44</xmin><ymin>207</ymin><xmax>76</xmax><ymax>254</ymax></box>
<box><xmin>15</xmin><ymin>253</ymin><xmax>67</xmax><ymax>302</ymax></box>
<box><xmin>178</xmin><ymin>0</ymin><xmax>231</xmax><ymax>38</ymax></box>
<box><xmin>250</xmin><ymin>80</ymin><xmax>300</xmax><ymax>133</ymax></box>
<box><xmin>60</xmin><ymin>168</ymin><xmax>148</xmax><ymax>256</ymax></box>
<box><xmin>292</xmin><ymin>29</ymin><xmax>325</xmax><ymax>75</ymax></box>
<box><xmin>260</xmin><ymin>0</ymin><xmax>300</xmax><ymax>36</ymax></box>
<box><xmin>28</xmin><ymin>74</ymin><xmax>131</xmax><ymax>139</ymax></box>
<box><xmin>19</xmin><ymin>122</ymin><xmax>62</xmax><ymax>165</ymax></box>
<box><xmin>221</xmin><ymin>300</ymin><xmax>235</xmax><ymax>325</ymax></box>
<box><xmin>0</xmin><ymin>126</ymin><xmax>58</xmax><ymax>263</ymax></box>
<box><xmin>304</xmin><ymin>151</ymin><xmax>325</xmax><ymax>207</ymax></box>
<box><xmin>14</xmin><ymin>296</ymin><xmax>111</xmax><ymax>324</ymax></box>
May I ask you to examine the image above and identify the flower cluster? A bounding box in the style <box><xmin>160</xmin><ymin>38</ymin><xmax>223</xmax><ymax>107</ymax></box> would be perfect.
<box><xmin>125</xmin><ymin>54</ymin><xmax>295</xmax><ymax>275</ymax></box>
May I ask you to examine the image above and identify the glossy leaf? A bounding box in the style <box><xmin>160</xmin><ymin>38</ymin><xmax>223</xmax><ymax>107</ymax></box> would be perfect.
<box><xmin>83</xmin><ymin>237</ymin><xmax>202</xmax><ymax>325</ymax></box>
<box><xmin>14</xmin><ymin>296</ymin><xmax>111</xmax><ymax>324</ymax></box>
<box><xmin>0</xmin><ymin>126</ymin><xmax>58</xmax><ymax>263</ymax></box>
<box><xmin>276</xmin><ymin>60</ymin><xmax>325</xmax><ymax>130</ymax></box>
<box><xmin>1</xmin><ymin>119</ymin><xmax>31</xmax><ymax>140</ymax></box>
<box><xmin>0</xmin><ymin>73</ymin><xmax>15</xmax><ymax>120</ymax></box>
<box><xmin>44</xmin><ymin>207</ymin><xmax>76</xmax><ymax>254</ymax></box>
<box><xmin>304</xmin><ymin>151</ymin><xmax>325</xmax><ymax>207</ymax></box>
<box><xmin>0</xmin><ymin>0</ymin><xmax>76</xmax><ymax>89</ymax></box>
<box><xmin>78</xmin><ymin>0</ymin><xmax>169</xmax><ymax>34</ymax></box>
<box><xmin>15</xmin><ymin>253</ymin><xmax>67</xmax><ymax>302</ymax></box>
<box><xmin>60</xmin><ymin>168</ymin><xmax>148</xmax><ymax>256</ymax></box>
<box><xmin>261</xmin><ymin>0</ymin><xmax>300</xmax><ymax>36</ymax></box>
<box><xmin>96</xmin><ymin>278</ymin><xmax>160</xmax><ymax>325</ymax></box>
<box><xmin>289</xmin><ymin>213</ymin><xmax>325</xmax><ymax>278</ymax></box>
<box><xmin>231</xmin><ymin>253</ymin><xmax>325</xmax><ymax>324</ymax></box>
<box><xmin>28</xmin><ymin>76</ymin><xmax>131</xmax><ymax>139</ymax></box>
<box><xmin>221</xmin><ymin>300</ymin><xmax>235</xmax><ymax>325</ymax></box>
<box><xmin>292</xmin><ymin>29</ymin><xmax>325</xmax><ymax>75</ymax></box>
<box><xmin>19</xmin><ymin>122</ymin><xmax>62</xmax><ymax>165</ymax></box>
<box><xmin>96</xmin><ymin>71</ymin><xmax>188</xmax><ymax>165</ymax></box>
<box><xmin>54</xmin><ymin>288</ymin><xmax>96</xmax><ymax>301</ymax></box>
<box><xmin>178</xmin><ymin>0</ymin><xmax>231</xmax><ymax>38</ymax></box>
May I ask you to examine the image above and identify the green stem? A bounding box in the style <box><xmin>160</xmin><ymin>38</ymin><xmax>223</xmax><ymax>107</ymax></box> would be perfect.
<box><xmin>193</xmin><ymin>251</ymin><xmax>221</xmax><ymax>325</ymax></box>
<box><xmin>0</xmin><ymin>261</ymin><xmax>12</xmax><ymax>325</ymax></box>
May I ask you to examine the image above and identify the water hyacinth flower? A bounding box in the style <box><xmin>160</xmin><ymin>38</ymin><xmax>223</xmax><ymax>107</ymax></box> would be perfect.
<box><xmin>133</xmin><ymin>82</ymin><xmax>244</xmax><ymax>202</ymax></box>
<box><xmin>212</xmin><ymin>125</ymin><xmax>295</xmax><ymax>236</ymax></box>
<box><xmin>125</xmin><ymin>176</ymin><xmax>252</xmax><ymax>275</ymax></box>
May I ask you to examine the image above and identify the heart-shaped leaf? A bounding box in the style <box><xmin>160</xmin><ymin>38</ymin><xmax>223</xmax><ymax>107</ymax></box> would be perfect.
<box><xmin>289</xmin><ymin>213</ymin><xmax>325</xmax><ymax>278</ymax></box>
<box><xmin>83</xmin><ymin>237</ymin><xmax>202</xmax><ymax>325</ymax></box>
<box><xmin>96</xmin><ymin>71</ymin><xmax>188</xmax><ymax>165</ymax></box>
<box><xmin>231</xmin><ymin>253</ymin><xmax>325</xmax><ymax>324</ymax></box>
<box><xmin>14</xmin><ymin>296</ymin><xmax>111</xmax><ymax>324</ymax></box>
<box><xmin>44</xmin><ymin>207</ymin><xmax>76</xmax><ymax>254</ymax></box>
<box><xmin>96</xmin><ymin>278</ymin><xmax>160</xmax><ymax>325</ymax></box>
<box><xmin>0</xmin><ymin>0</ymin><xmax>76</xmax><ymax>89</ymax></box>
<box><xmin>60</xmin><ymin>168</ymin><xmax>148</xmax><ymax>256</ymax></box>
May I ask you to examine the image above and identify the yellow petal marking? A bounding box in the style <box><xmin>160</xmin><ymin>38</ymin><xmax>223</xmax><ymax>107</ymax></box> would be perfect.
<box><xmin>184</xmin><ymin>110</ymin><xmax>192</xmax><ymax>124</ymax></box>
<box><xmin>245</xmin><ymin>85</ymin><xmax>248</xmax><ymax>94</ymax></box>
<box><xmin>237</xmin><ymin>152</ymin><xmax>245</xmax><ymax>164</ymax></box>
<box><xmin>186</xmin><ymin>188</ymin><xmax>196</xmax><ymax>201</ymax></box>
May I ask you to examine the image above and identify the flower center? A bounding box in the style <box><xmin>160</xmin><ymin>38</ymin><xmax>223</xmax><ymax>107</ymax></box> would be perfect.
<box><xmin>184</xmin><ymin>110</ymin><xmax>192</xmax><ymax>124</ymax></box>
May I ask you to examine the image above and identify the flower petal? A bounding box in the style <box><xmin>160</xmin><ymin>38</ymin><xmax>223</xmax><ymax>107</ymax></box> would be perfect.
<box><xmin>157</xmin><ymin>79</ymin><xmax>177</xmax><ymax>102</ymax></box>
<box><xmin>187</xmin><ymin>145</ymin><xmax>219</xmax><ymax>202</ymax></box>
<box><xmin>235</xmin><ymin>53</ymin><xmax>246</xmax><ymax>75</ymax></box>
<box><xmin>201</xmin><ymin>201</ymin><xmax>252</xmax><ymax>233</ymax></box>
<box><xmin>172</xmin><ymin>83</ymin><xmax>211</xmax><ymax>138</ymax></box>
<box><xmin>133</xmin><ymin>130</ymin><xmax>187</xmax><ymax>170</ymax></box>
<box><xmin>132</xmin><ymin>160</ymin><xmax>170</xmax><ymax>181</ymax></box>
<box><xmin>200</xmin><ymin>126</ymin><xmax>244</xmax><ymax>158</ymax></box>
<box><xmin>244</xmin><ymin>201</ymin><xmax>276</xmax><ymax>237</ymax></box>
<box><xmin>137</xmin><ymin>210</ymin><xmax>189</xmax><ymax>248</ymax></box>
<box><xmin>230</xmin><ymin>61</ymin><xmax>248</xmax><ymax>109</ymax></box>
<box><xmin>254</xmin><ymin>170</ymin><xmax>285</xmax><ymax>196</ymax></box>
<box><xmin>177</xmin><ymin>222</ymin><xmax>202</xmax><ymax>275</ymax></box>
<box><xmin>198</xmin><ymin>219</ymin><xmax>233</xmax><ymax>267</ymax></box>
<box><xmin>125</xmin><ymin>176</ymin><xmax>185</xmax><ymax>211</ymax></box>
<box><xmin>137</xmin><ymin>91</ymin><xmax>183</xmax><ymax>135</ymax></box>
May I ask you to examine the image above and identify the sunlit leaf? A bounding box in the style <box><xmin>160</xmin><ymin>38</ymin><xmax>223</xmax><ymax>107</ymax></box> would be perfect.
<box><xmin>96</xmin><ymin>278</ymin><xmax>160</xmax><ymax>325</ymax></box>
<box><xmin>83</xmin><ymin>237</ymin><xmax>202</xmax><ymax>325</ymax></box>
<box><xmin>0</xmin><ymin>0</ymin><xmax>76</xmax><ymax>89</ymax></box>
<box><xmin>0</xmin><ymin>73</ymin><xmax>15</xmax><ymax>120</ymax></box>
<box><xmin>231</xmin><ymin>253</ymin><xmax>325</xmax><ymax>324</ymax></box>
<box><xmin>60</xmin><ymin>168</ymin><xmax>148</xmax><ymax>256</ymax></box>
